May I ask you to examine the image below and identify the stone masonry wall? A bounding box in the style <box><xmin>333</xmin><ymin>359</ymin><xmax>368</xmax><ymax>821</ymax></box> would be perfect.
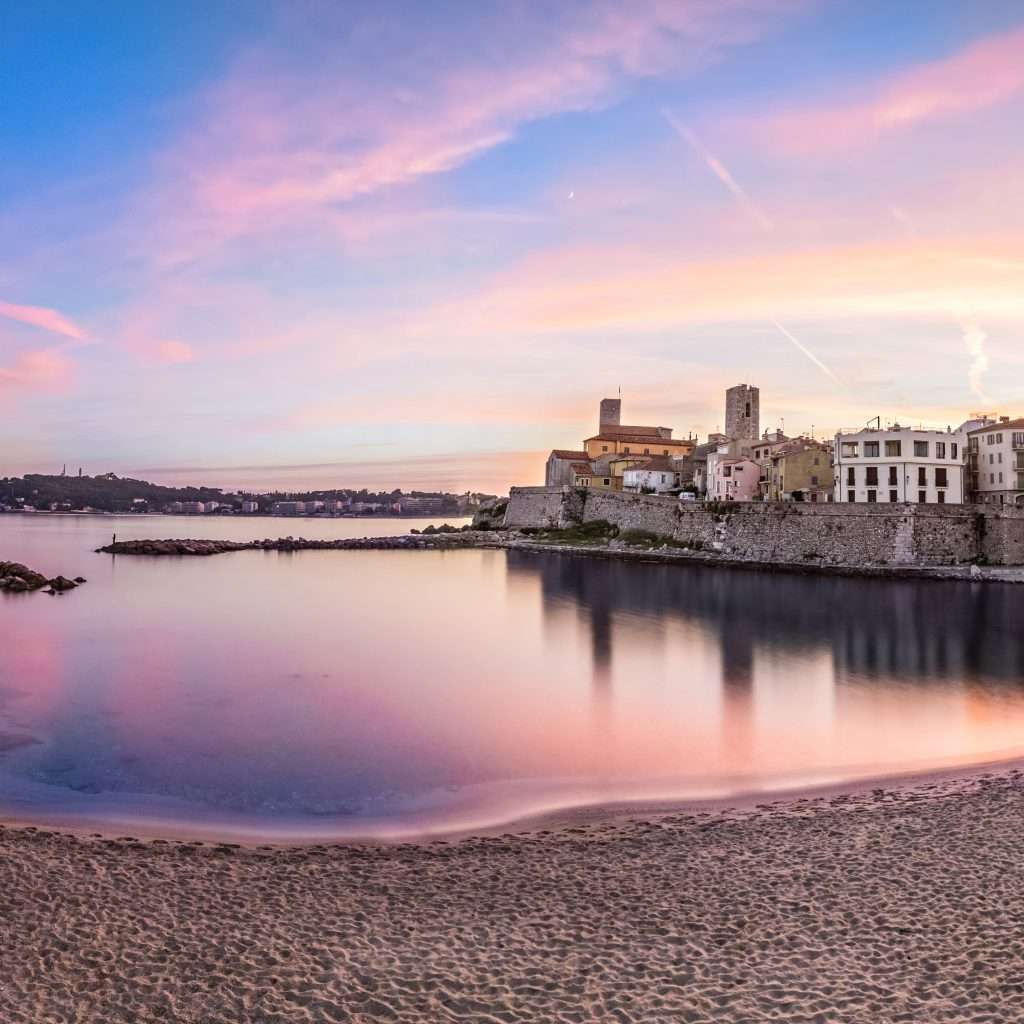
<box><xmin>504</xmin><ymin>487</ymin><xmax>570</xmax><ymax>529</ymax></box>
<box><xmin>503</xmin><ymin>487</ymin><xmax>1024</xmax><ymax>566</ymax></box>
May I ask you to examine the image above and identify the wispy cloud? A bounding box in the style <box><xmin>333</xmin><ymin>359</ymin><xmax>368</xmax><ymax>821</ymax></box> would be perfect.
<box><xmin>0</xmin><ymin>300</ymin><xmax>86</xmax><ymax>340</ymax></box>
<box><xmin>154</xmin><ymin>341</ymin><xmax>195</xmax><ymax>365</ymax></box>
<box><xmin>753</xmin><ymin>26</ymin><xmax>1024</xmax><ymax>152</ymax></box>
<box><xmin>961</xmin><ymin>319</ymin><xmax>990</xmax><ymax>402</ymax></box>
<box><xmin>0</xmin><ymin>348</ymin><xmax>73</xmax><ymax>393</ymax></box>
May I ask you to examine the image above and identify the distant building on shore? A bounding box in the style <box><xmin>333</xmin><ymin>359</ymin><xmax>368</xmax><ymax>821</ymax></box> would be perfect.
<box><xmin>398</xmin><ymin>496</ymin><xmax>446</xmax><ymax>515</ymax></box>
<box><xmin>240</xmin><ymin>499</ymin><xmax>259</xmax><ymax>514</ymax></box>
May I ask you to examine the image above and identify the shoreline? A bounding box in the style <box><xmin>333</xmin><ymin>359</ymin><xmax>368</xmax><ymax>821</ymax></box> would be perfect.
<box><xmin>5</xmin><ymin>759</ymin><xmax>1024</xmax><ymax>1021</ymax></box>
<box><xmin>95</xmin><ymin>529</ymin><xmax>1024</xmax><ymax>583</ymax></box>
<box><xmin>4</xmin><ymin>752</ymin><xmax>1024</xmax><ymax>849</ymax></box>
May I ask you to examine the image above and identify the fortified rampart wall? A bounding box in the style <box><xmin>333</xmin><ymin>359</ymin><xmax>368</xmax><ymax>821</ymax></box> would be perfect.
<box><xmin>503</xmin><ymin>487</ymin><xmax>1024</xmax><ymax>566</ymax></box>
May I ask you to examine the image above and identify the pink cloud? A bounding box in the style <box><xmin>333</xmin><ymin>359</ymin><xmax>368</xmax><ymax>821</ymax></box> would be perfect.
<box><xmin>154</xmin><ymin>340</ymin><xmax>195</xmax><ymax>364</ymax></box>
<box><xmin>167</xmin><ymin>1</ymin><xmax>804</xmax><ymax>233</ymax></box>
<box><xmin>417</xmin><ymin>233</ymin><xmax>1024</xmax><ymax>337</ymax></box>
<box><xmin>0</xmin><ymin>300</ymin><xmax>86</xmax><ymax>340</ymax></box>
<box><xmin>0</xmin><ymin>348</ymin><xmax>73</xmax><ymax>393</ymax></box>
<box><xmin>754</xmin><ymin>26</ymin><xmax>1024</xmax><ymax>152</ymax></box>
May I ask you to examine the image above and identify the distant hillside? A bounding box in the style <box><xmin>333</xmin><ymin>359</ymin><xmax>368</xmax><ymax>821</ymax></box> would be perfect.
<box><xmin>0</xmin><ymin>473</ymin><xmax>494</xmax><ymax>514</ymax></box>
<box><xmin>0</xmin><ymin>474</ymin><xmax>228</xmax><ymax>512</ymax></box>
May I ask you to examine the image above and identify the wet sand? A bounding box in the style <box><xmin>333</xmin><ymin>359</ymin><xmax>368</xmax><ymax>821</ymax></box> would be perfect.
<box><xmin>3</xmin><ymin>768</ymin><xmax>1024</xmax><ymax>1022</ymax></box>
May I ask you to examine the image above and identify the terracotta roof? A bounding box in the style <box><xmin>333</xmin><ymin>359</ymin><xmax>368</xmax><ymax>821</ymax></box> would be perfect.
<box><xmin>626</xmin><ymin>455</ymin><xmax>677</xmax><ymax>472</ymax></box>
<box><xmin>569</xmin><ymin>463</ymin><xmax>593</xmax><ymax>475</ymax></box>
<box><xmin>968</xmin><ymin>418</ymin><xmax>1024</xmax><ymax>433</ymax></box>
<box><xmin>585</xmin><ymin>433</ymin><xmax>693</xmax><ymax>446</ymax></box>
<box><xmin>549</xmin><ymin>449</ymin><xmax>590</xmax><ymax>460</ymax></box>
<box><xmin>599</xmin><ymin>424</ymin><xmax>668</xmax><ymax>438</ymax></box>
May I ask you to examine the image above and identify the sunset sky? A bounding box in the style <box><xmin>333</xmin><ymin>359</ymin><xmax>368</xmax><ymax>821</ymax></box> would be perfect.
<box><xmin>3</xmin><ymin>1</ymin><xmax>1024</xmax><ymax>493</ymax></box>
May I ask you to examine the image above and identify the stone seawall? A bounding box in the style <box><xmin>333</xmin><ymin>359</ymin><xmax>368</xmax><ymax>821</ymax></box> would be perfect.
<box><xmin>502</xmin><ymin>486</ymin><xmax>571</xmax><ymax>529</ymax></box>
<box><xmin>503</xmin><ymin>487</ymin><xmax>1024</xmax><ymax>567</ymax></box>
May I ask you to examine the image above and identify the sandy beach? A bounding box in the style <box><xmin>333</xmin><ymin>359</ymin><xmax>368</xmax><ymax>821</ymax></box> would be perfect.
<box><xmin>3</xmin><ymin>768</ymin><xmax>1024</xmax><ymax>1023</ymax></box>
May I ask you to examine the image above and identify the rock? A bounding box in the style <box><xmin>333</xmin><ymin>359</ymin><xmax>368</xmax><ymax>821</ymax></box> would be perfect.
<box><xmin>73</xmin><ymin>577</ymin><xmax>87</xmax><ymax>584</ymax></box>
<box><xmin>47</xmin><ymin>576</ymin><xmax>78</xmax><ymax>592</ymax></box>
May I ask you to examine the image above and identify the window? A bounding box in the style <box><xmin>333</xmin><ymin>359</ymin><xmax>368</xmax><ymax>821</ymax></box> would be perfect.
<box><xmin>847</xmin><ymin>489</ymin><xmax>855</xmax><ymax>503</ymax></box>
<box><xmin>847</xmin><ymin>467</ymin><xmax>855</xmax><ymax>485</ymax></box>
<box><xmin>936</xmin><ymin>442</ymin><xmax>946</xmax><ymax>459</ymax></box>
<box><xmin>864</xmin><ymin>441</ymin><xmax>880</xmax><ymax>457</ymax></box>
<box><xmin>988</xmin><ymin>434</ymin><xmax>996</xmax><ymax>445</ymax></box>
<box><xmin>623</xmin><ymin>447</ymin><xmax>630</xmax><ymax>454</ymax></box>
<box><xmin>644</xmin><ymin>448</ymin><xmax>650</xmax><ymax>455</ymax></box>
<box><xmin>745</xmin><ymin>401</ymin><xmax>751</xmax><ymax>417</ymax></box>
<box><xmin>889</xmin><ymin>489</ymin><xmax>898</xmax><ymax>503</ymax></box>
<box><xmin>989</xmin><ymin>454</ymin><xmax>994</xmax><ymax>465</ymax></box>
<box><xmin>998</xmin><ymin>433</ymin><xmax>1004</xmax><ymax>444</ymax></box>
<box><xmin>663</xmin><ymin>450</ymin><xmax>669</xmax><ymax>456</ymax></box>
<box><xmin>602</xmin><ymin>445</ymin><xmax>608</xmax><ymax>453</ymax></box>
<box><xmin>841</xmin><ymin>442</ymin><xmax>858</xmax><ymax>457</ymax></box>
<box><xmin>603</xmin><ymin>478</ymin><xmax>610</xmax><ymax>486</ymax></box>
<box><xmin>866</xmin><ymin>467</ymin><xmax>879</xmax><ymax>486</ymax></box>
<box><xmin>990</xmin><ymin>473</ymin><xmax>995</xmax><ymax>484</ymax></box>
<box><xmin>937</xmin><ymin>491</ymin><xmax>945</xmax><ymax>504</ymax></box>
<box><xmin>999</xmin><ymin>452</ymin><xmax>1004</xmax><ymax>464</ymax></box>
<box><xmin>999</xmin><ymin>472</ymin><xmax>1004</xmax><ymax>484</ymax></box>
<box><xmin>914</xmin><ymin>441</ymin><xmax>929</xmax><ymax>457</ymax></box>
<box><xmin>952</xmin><ymin>443</ymin><xmax>958</xmax><ymax>459</ymax></box>
<box><xmin>811</xmin><ymin>475</ymin><xmax>819</xmax><ymax>485</ymax></box>
<box><xmin>723</xmin><ymin>466</ymin><xmax>732</xmax><ymax>477</ymax></box>
<box><xmin>918</xmin><ymin>467</ymin><xmax>927</xmax><ymax>486</ymax></box>
<box><xmin>867</xmin><ymin>490</ymin><xmax>877</xmax><ymax>503</ymax></box>
<box><xmin>919</xmin><ymin>490</ymin><xmax>927</xmax><ymax>503</ymax></box>
<box><xmin>885</xmin><ymin>440</ymin><xmax>901</xmax><ymax>457</ymax></box>
<box><xmin>1014</xmin><ymin>432</ymin><xmax>1024</xmax><ymax>447</ymax></box>
<box><xmin>969</xmin><ymin>437</ymin><xmax>978</xmax><ymax>451</ymax></box>
<box><xmin>936</xmin><ymin>468</ymin><xmax>948</xmax><ymax>488</ymax></box>
<box><xmin>888</xmin><ymin>466</ymin><xmax>898</xmax><ymax>485</ymax></box>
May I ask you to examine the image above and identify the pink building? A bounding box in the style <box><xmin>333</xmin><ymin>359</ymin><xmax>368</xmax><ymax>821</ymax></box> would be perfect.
<box><xmin>711</xmin><ymin>457</ymin><xmax>761</xmax><ymax>502</ymax></box>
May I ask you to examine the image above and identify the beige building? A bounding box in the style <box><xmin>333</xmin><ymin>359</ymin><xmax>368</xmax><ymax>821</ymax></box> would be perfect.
<box><xmin>766</xmin><ymin>439</ymin><xmax>833</xmax><ymax>502</ymax></box>
<box><xmin>545</xmin><ymin>398</ymin><xmax>695</xmax><ymax>489</ymax></box>
<box><xmin>968</xmin><ymin>417</ymin><xmax>1024</xmax><ymax>506</ymax></box>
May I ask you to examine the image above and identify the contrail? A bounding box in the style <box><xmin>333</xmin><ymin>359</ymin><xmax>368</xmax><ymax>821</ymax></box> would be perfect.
<box><xmin>661</xmin><ymin>109</ymin><xmax>772</xmax><ymax>231</ymax></box>
<box><xmin>769</xmin><ymin>319</ymin><xmax>843</xmax><ymax>385</ymax></box>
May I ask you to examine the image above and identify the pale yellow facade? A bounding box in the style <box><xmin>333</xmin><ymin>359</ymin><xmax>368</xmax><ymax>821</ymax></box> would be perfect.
<box><xmin>583</xmin><ymin>436</ymin><xmax>695</xmax><ymax>460</ymax></box>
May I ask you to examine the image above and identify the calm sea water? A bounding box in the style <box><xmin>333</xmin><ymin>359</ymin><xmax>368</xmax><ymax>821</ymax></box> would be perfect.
<box><xmin>3</xmin><ymin>513</ymin><xmax>1024</xmax><ymax>838</ymax></box>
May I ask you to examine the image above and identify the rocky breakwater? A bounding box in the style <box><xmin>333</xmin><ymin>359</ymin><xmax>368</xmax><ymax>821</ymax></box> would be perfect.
<box><xmin>0</xmin><ymin>561</ymin><xmax>85</xmax><ymax>595</ymax></box>
<box><xmin>96</xmin><ymin>530</ymin><xmax>506</xmax><ymax>557</ymax></box>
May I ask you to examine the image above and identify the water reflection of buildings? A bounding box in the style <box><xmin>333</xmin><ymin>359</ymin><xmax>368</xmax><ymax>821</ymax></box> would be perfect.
<box><xmin>506</xmin><ymin>550</ymin><xmax>1024</xmax><ymax>693</ymax></box>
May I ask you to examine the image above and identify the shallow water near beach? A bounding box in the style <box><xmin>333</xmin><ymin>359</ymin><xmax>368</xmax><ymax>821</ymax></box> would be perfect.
<box><xmin>3</xmin><ymin>513</ymin><xmax>1024</xmax><ymax>838</ymax></box>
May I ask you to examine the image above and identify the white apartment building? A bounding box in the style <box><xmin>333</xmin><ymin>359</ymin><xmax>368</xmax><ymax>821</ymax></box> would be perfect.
<box><xmin>833</xmin><ymin>425</ymin><xmax>966</xmax><ymax>504</ymax></box>
<box><xmin>968</xmin><ymin>417</ymin><xmax>1024</xmax><ymax>506</ymax></box>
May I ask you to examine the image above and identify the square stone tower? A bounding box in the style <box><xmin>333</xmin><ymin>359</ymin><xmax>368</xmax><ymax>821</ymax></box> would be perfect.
<box><xmin>725</xmin><ymin>384</ymin><xmax>759</xmax><ymax>441</ymax></box>
<box><xmin>599</xmin><ymin>397</ymin><xmax>622</xmax><ymax>429</ymax></box>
